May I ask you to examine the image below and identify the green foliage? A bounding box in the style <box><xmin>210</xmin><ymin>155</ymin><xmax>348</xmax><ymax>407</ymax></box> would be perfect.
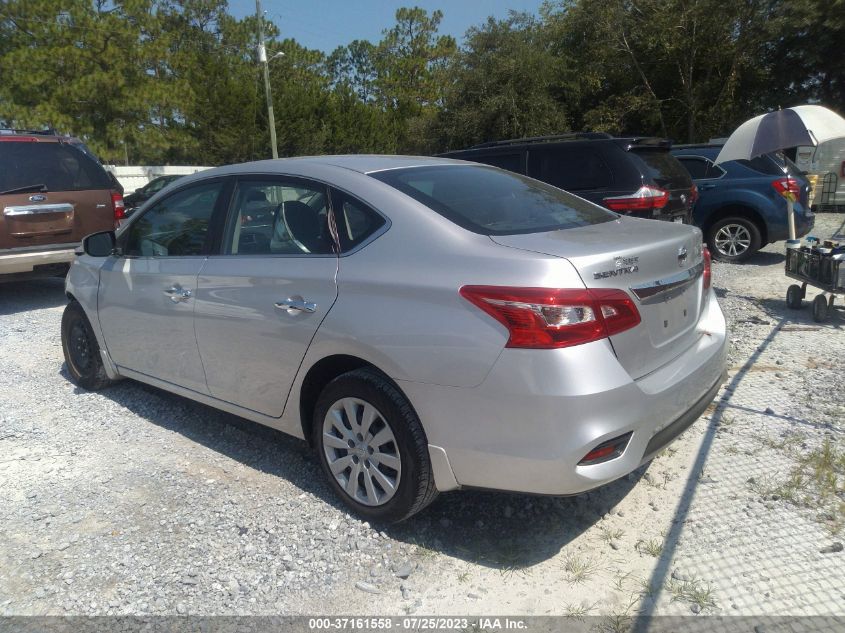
<box><xmin>0</xmin><ymin>1</ymin><xmax>841</xmax><ymax>163</ymax></box>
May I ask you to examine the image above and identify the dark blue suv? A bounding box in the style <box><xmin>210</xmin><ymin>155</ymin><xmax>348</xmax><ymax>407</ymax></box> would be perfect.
<box><xmin>671</xmin><ymin>145</ymin><xmax>814</xmax><ymax>262</ymax></box>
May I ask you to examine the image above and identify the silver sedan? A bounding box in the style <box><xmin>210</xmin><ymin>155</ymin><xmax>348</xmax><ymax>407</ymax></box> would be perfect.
<box><xmin>62</xmin><ymin>156</ymin><xmax>727</xmax><ymax>522</ymax></box>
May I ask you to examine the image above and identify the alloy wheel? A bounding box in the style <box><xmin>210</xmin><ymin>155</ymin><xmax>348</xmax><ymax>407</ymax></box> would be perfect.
<box><xmin>322</xmin><ymin>397</ymin><xmax>402</xmax><ymax>506</ymax></box>
<box><xmin>713</xmin><ymin>223</ymin><xmax>752</xmax><ymax>258</ymax></box>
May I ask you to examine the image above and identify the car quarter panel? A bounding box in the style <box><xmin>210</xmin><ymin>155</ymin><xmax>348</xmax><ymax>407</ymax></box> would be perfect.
<box><xmin>398</xmin><ymin>289</ymin><xmax>727</xmax><ymax>494</ymax></box>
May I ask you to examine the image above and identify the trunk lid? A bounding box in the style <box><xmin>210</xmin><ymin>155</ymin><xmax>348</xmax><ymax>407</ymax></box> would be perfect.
<box><xmin>0</xmin><ymin>189</ymin><xmax>112</xmax><ymax>250</ymax></box>
<box><xmin>490</xmin><ymin>216</ymin><xmax>707</xmax><ymax>379</ymax></box>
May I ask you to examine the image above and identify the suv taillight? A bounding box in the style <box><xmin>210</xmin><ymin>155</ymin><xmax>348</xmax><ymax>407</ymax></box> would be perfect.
<box><xmin>460</xmin><ymin>286</ymin><xmax>641</xmax><ymax>349</ymax></box>
<box><xmin>702</xmin><ymin>246</ymin><xmax>712</xmax><ymax>292</ymax></box>
<box><xmin>604</xmin><ymin>185</ymin><xmax>670</xmax><ymax>212</ymax></box>
<box><xmin>772</xmin><ymin>178</ymin><xmax>800</xmax><ymax>199</ymax></box>
<box><xmin>689</xmin><ymin>183</ymin><xmax>698</xmax><ymax>206</ymax></box>
<box><xmin>111</xmin><ymin>191</ymin><xmax>125</xmax><ymax>226</ymax></box>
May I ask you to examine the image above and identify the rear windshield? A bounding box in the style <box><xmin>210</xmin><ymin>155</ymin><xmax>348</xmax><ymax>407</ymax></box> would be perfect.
<box><xmin>0</xmin><ymin>141</ymin><xmax>111</xmax><ymax>193</ymax></box>
<box><xmin>370</xmin><ymin>165</ymin><xmax>616</xmax><ymax>235</ymax></box>
<box><xmin>629</xmin><ymin>148</ymin><xmax>691</xmax><ymax>186</ymax></box>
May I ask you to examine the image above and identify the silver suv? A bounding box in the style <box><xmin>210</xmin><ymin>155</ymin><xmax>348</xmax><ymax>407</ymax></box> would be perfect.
<box><xmin>62</xmin><ymin>156</ymin><xmax>727</xmax><ymax>521</ymax></box>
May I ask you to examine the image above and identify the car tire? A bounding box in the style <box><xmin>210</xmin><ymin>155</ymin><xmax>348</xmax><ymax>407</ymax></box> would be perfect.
<box><xmin>61</xmin><ymin>301</ymin><xmax>112</xmax><ymax>391</ymax></box>
<box><xmin>313</xmin><ymin>368</ymin><xmax>438</xmax><ymax>523</ymax></box>
<box><xmin>707</xmin><ymin>217</ymin><xmax>762</xmax><ymax>262</ymax></box>
<box><xmin>812</xmin><ymin>294</ymin><xmax>829</xmax><ymax>323</ymax></box>
<box><xmin>786</xmin><ymin>284</ymin><xmax>804</xmax><ymax>309</ymax></box>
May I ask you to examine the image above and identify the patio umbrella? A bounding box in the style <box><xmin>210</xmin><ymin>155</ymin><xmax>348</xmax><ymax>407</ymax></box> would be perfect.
<box><xmin>714</xmin><ymin>105</ymin><xmax>845</xmax><ymax>239</ymax></box>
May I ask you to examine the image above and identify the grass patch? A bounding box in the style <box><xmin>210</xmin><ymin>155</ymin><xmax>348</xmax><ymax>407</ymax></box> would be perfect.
<box><xmin>563</xmin><ymin>553</ymin><xmax>601</xmax><ymax>584</ymax></box>
<box><xmin>635</xmin><ymin>538</ymin><xmax>663</xmax><ymax>557</ymax></box>
<box><xmin>599</xmin><ymin>525</ymin><xmax>625</xmax><ymax>543</ymax></box>
<box><xmin>752</xmin><ymin>438</ymin><xmax>845</xmax><ymax>534</ymax></box>
<box><xmin>562</xmin><ymin>601</ymin><xmax>597</xmax><ymax>619</ymax></box>
<box><xmin>666</xmin><ymin>577</ymin><xmax>717</xmax><ymax>612</ymax></box>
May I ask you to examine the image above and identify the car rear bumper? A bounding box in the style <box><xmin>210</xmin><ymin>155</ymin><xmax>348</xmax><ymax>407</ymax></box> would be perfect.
<box><xmin>0</xmin><ymin>244</ymin><xmax>77</xmax><ymax>276</ymax></box>
<box><xmin>402</xmin><ymin>289</ymin><xmax>728</xmax><ymax>495</ymax></box>
<box><xmin>769</xmin><ymin>204</ymin><xmax>814</xmax><ymax>243</ymax></box>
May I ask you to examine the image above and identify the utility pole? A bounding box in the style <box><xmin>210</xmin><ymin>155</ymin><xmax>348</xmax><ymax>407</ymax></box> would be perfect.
<box><xmin>256</xmin><ymin>0</ymin><xmax>278</xmax><ymax>159</ymax></box>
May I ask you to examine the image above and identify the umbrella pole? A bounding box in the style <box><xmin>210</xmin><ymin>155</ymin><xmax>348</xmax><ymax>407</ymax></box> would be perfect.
<box><xmin>787</xmin><ymin>197</ymin><xmax>796</xmax><ymax>240</ymax></box>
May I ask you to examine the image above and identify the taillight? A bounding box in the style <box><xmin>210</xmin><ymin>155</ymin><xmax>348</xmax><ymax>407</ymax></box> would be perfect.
<box><xmin>459</xmin><ymin>286</ymin><xmax>641</xmax><ymax>349</ymax></box>
<box><xmin>689</xmin><ymin>183</ymin><xmax>698</xmax><ymax>206</ymax></box>
<box><xmin>771</xmin><ymin>178</ymin><xmax>800</xmax><ymax>199</ymax></box>
<box><xmin>604</xmin><ymin>185</ymin><xmax>669</xmax><ymax>213</ymax></box>
<box><xmin>702</xmin><ymin>246</ymin><xmax>712</xmax><ymax>291</ymax></box>
<box><xmin>111</xmin><ymin>191</ymin><xmax>125</xmax><ymax>226</ymax></box>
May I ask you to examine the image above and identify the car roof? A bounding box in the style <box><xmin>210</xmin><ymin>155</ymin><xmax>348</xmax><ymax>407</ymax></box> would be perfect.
<box><xmin>204</xmin><ymin>155</ymin><xmax>471</xmax><ymax>178</ymax></box>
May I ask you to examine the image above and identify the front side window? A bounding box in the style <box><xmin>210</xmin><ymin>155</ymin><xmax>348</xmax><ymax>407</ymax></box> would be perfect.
<box><xmin>371</xmin><ymin>165</ymin><xmax>616</xmax><ymax>235</ymax></box>
<box><xmin>124</xmin><ymin>181</ymin><xmax>222</xmax><ymax>256</ymax></box>
<box><xmin>225</xmin><ymin>179</ymin><xmax>334</xmax><ymax>255</ymax></box>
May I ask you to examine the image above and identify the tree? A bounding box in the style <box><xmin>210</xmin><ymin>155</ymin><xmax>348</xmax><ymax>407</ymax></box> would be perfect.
<box><xmin>430</xmin><ymin>12</ymin><xmax>570</xmax><ymax>151</ymax></box>
<box><xmin>543</xmin><ymin>0</ymin><xmax>774</xmax><ymax>142</ymax></box>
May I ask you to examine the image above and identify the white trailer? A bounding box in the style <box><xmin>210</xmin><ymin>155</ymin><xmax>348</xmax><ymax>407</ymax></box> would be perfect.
<box><xmin>795</xmin><ymin>139</ymin><xmax>845</xmax><ymax>211</ymax></box>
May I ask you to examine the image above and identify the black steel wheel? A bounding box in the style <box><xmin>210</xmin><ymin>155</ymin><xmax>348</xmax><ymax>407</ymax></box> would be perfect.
<box><xmin>786</xmin><ymin>284</ymin><xmax>804</xmax><ymax>310</ymax></box>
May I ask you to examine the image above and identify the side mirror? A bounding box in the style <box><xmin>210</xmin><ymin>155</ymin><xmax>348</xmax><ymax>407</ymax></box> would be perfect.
<box><xmin>82</xmin><ymin>231</ymin><xmax>118</xmax><ymax>257</ymax></box>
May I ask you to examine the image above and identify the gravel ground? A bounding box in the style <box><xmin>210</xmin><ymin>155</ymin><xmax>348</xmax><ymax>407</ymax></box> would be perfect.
<box><xmin>1</xmin><ymin>214</ymin><xmax>843</xmax><ymax>620</ymax></box>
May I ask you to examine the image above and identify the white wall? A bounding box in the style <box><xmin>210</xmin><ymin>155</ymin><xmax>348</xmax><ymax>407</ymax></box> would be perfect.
<box><xmin>104</xmin><ymin>165</ymin><xmax>212</xmax><ymax>194</ymax></box>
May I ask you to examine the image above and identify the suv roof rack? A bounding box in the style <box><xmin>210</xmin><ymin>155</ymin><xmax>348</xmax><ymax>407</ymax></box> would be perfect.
<box><xmin>622</xmin><ymin>137</ymin><xmax>672</xmax><ymax>149</ymax></box>
<box><xmin>0</xmin><ymin>128</ymin><xmax>61</xmax><ymax>136</ymax></box>
<box><xmin>672</xmin><ymin>142</ymin><xmax>723</xmax><ymax>150</ymax></box>
<box><xmin>469</xmin><ymin>132</ymin><xmax>613</xmax><ymax>149</ymax></box>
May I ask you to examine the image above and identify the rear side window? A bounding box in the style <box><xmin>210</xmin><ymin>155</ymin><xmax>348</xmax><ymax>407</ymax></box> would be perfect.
<box><xmin>528</xmin><ymin>146</ymin><xmax>613</xmax><ymax>191</ymax></box>
<box><xmin>0</xmin><ymin>142</ymin><xmax>111</xmax><ymax>193</ymax></box>
<box><xmin>737</xmin><ymin>153</ymin><xmax>800</xmax><ymax>177</ymax></box>
<box><xmin>331</xmin><ymin>189</ymin><xmax>386</xmax><ymax>252</ymax></box>
<box><xmin>630</xmin><ymin>149</ymin><xmax>690</xmax><ymax>183</ymax></box>
<box><xmin>735</xmin><ymin>155</ymin><xmax>783</xmax><ymax>175</ymax></box>
<box><xmin>371</xmin><ymin>165</ymin><xmax>616</xmax><ymax>236</ymax></box>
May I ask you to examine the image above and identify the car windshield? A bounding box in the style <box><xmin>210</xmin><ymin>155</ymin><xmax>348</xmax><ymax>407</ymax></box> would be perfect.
<box><xmin>370</xmin><ymin>165</ymin><xmax>616</xmax><ymax>235</ymax></box>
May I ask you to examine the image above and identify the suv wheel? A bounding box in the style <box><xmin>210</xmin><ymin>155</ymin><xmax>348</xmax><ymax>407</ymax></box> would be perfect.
<box><xmin>313</xmin><ymin>368</ymin><xmax>438</xmax><ymax>522</ymax></box>
<box><xmin>707</xmin><ymin>217</ymin><xmax>762</xmax><ymax>262</ymax></box>
<box><xmin>61</xmin><ymin>301</ymin><xmax>112</xmax><ymax>391</ymax></box>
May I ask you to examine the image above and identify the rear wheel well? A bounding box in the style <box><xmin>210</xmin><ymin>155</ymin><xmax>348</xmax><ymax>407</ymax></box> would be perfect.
<box><xmin>299</xmin><ymin>355</ymin><xmax>387</xmax><ymax>444</ymax></box>
<box><xmin>702</xmin><ymin>205</ymin><xmax>768</xmax><ymax>245</ymax></box>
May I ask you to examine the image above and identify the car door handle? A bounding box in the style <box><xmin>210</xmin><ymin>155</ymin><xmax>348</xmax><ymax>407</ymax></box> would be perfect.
<box><xmin>698</xmin><ymin>183</ymin><xmax>716</xmax><ymax>191</ymax></box>
<box><xmin>274</xmin><ymin>297</ymin><xmax>317</xmax><ymax>314</ymax></box>
<box><xmin>163</xmin><ymin>286</ymin><xmax>192</xmax><ymax>303</ymax></box>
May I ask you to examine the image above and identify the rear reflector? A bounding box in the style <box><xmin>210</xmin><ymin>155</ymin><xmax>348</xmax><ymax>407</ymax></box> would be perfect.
<box><xmin>604</xmin><ymin>185</ymin><xmax>669</xmax><ymax>212</ymax></box>
<box><xmin>579</xmin><ymin>432</ymin><xmax>633</xmax><ymax>466</ymax></box>
<box><xmin>460</xmin><ymin>286</ymin><xmax>641</xmax><ymax>349</ymax></box>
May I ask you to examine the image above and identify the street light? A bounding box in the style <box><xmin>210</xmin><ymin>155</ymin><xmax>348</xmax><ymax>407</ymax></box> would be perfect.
<box><xmin>256</xmin><ymin>0</ymin><xmax>280</xmax><ymax>159</ymax></box>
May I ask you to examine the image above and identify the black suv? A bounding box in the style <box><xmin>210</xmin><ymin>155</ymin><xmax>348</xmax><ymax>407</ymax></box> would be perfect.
<box><xmin>439</xmin><ymin>133</ymin><xmax>696</xmax><ymax>224</ymax></box>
